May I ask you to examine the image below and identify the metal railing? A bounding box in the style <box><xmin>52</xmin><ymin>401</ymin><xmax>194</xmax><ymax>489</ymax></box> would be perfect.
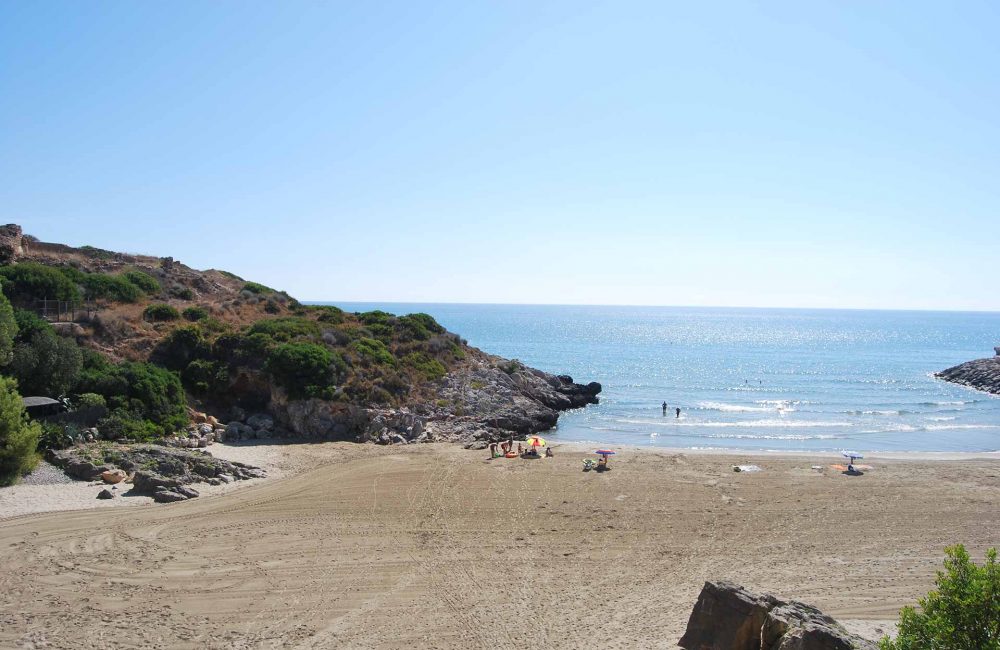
<box><xmin>31</xmin><ymin>299</ymin><xmax>99</xmax><ymax>322</ymax></box>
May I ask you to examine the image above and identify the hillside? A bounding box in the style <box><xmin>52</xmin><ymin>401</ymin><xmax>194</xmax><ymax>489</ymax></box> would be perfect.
<box><xmin>0</xmin><ymin>224</ymin><xmax>600</xmax><ymax>449</ymax></box>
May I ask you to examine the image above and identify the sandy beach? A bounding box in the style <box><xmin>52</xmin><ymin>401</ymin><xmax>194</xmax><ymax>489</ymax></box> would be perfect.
<box><xmin>1</xmin><ymin>441</ymin><xmax>998</xmax><ymax>648</ymax></box>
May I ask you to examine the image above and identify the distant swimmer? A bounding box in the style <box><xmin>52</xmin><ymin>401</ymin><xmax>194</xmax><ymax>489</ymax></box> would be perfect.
<box><xmin>675</xmin><ymin>407</ymin><xmax>681</xmax><ymax>419</ymax></box>
<box><xmin>662</xmin><ymin>401</ymin><xmax>667</xmax><ymax>416</ymax></box>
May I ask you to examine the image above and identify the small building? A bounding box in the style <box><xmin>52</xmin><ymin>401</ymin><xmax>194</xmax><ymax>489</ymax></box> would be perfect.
<box><xmin>21</xmin><ymin>396</ymin><xmax>66</xmax><ymax>419</ymax></box>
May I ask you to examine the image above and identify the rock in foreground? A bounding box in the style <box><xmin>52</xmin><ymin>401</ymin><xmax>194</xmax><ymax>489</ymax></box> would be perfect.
<box><xmin>678</xmin><ymin>581</ymin><xmax>876</xmax><ymax>650</ymax></box>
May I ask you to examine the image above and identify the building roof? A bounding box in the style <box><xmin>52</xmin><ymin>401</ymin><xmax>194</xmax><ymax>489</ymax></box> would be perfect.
<box><xmin>22</xmin><ymin>396</ymin><xmax>61</xmax><ymax>408</ymax></box>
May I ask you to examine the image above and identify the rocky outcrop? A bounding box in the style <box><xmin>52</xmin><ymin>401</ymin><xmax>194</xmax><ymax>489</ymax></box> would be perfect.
<box><xmin>0</xmin><ymin>224</ymin><xmax>26</xmax><ymax>264</ymax></box>
<box><xmin>935</xmin><ymin>351</ymin><xmax>1000</xmax><ymax>396</ymax></box>
<box><xmin>48</xmin><ymin>444</ymin><xmax>265</xmax><ymax>501</ymax></box>
<box><xmin>678</xmin><ymin>581</ymin><xmax>876</xmax><ymax>650</ymax></box>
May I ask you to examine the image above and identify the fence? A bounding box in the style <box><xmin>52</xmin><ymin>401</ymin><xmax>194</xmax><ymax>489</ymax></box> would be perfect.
<box><xmin>31</xmin><ymin>299</ymin><xmax>99</xmax><ymax>323</ymax></box>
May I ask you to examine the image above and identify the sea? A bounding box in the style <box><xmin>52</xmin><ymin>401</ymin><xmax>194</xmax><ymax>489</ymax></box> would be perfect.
<box><xmin>326</xmin><ymin>303</ymin><xmax>1000</xmax><ymax>453</ymax></box>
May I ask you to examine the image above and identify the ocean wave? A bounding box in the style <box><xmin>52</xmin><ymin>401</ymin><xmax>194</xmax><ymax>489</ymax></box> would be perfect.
<box><xmin>926</xmin><ymin>416</ymin><xmax>956</xmax><ymax>422</ymax></box>
<box><xmin>705</xmin><ymin>433</ymin><xmax>841</xmax><ymax>441</ymax></box>
<box><xmin>918</xmin><ymin>400</ymin><xmax>974</xmax><ymax>406</ymax></box>
<box><xmin>617</xmin><ymin>418</ymin><xmax>852</xmax><ymax>428</ymax></box>
<box><xmin>923</xmin><ymin>424</ymin><xmax>1000</xmax><ymax>431</ymax></box>
<box><xmin>697</xmin><ymin>401</ymin><xmax>772</xmax><ymax>413</ymax></box>
<box><xmin>846</xmin><ymin>409</ymin><xmax>904</xmax><ymax>416</ymax></box>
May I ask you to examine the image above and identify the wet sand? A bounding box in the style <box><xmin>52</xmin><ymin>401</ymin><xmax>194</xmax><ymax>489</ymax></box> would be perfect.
<box><xmin>1</xmin><ymin>442</ymin><xmax>998</xmax><ymax>648</ymax></box>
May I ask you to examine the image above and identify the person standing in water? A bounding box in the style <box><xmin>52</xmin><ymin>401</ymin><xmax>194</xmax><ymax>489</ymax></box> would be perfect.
<box><xmin>675</xmin><ymin>407</ymin><xmax>681</xmax><ymax>419</ymax></box>
<box><xmin>662</xmin><ymin>401</ymin><xmax>667</xmax><ymax>416</ymax></box>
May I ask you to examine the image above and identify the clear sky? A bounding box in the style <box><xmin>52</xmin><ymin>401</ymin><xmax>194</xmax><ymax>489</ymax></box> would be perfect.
<box><xmin>2</xmin><ymin>2</ymin><xmax>998</xmax><ymax>310</ymax></box>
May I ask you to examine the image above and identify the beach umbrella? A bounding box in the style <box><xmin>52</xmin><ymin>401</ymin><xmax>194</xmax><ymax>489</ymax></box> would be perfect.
<box><xmin>595</xmin><ymin>449</ymin><xmax>616</xmax><ymax>456</ymax></box>
<box><xmin>526</xmin><ymin>436</ymin><xmax>546</xmax><ymax>447</ymax></box>
<box><xmin>841</xmin><ymin>451</ymin><xmax>863</xmax><ymax>460</ymax></box>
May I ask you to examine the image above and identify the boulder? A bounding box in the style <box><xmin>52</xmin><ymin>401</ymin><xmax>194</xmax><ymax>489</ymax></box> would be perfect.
<box><xmin>173</xmin><ymin>486</ymin><xmax>199</xmax><ymax>499</ymax></box>
<box><xmin>152</xmin><ymin>489</ymin><xmax>189</xmax><ymax>503</ymax></box>
<box><xmin>198</xmin><ymin>423</ymin><xmax>214</xmax><ymax>435</ymax></box>
<box><xmin>678</xmin><ymin>581</ymin><xmax>875</xmax><ymax>650</ymax></box>
<box><xmin>0</xmin><ymin>224</ymin><xmax>26</xmax><ymax>264</ymax></box>
<box><xmin>96</xmin><ymin>489</ymin><xmax>115</xmax><ymax>500</ymax></box>
<box><xmin>132</xmin><ymin>471</ymin><xmax>183</xmax><ymax>494</ymax></box>
<box><xmin>101</xmin><ymin>469</ymin><xmax>126</xmax><ymax>484</ymax></box>
<box><xmin>246</xmin><ymin>414</ymin><xmax>274</xmax><ymax>432</ymax></box>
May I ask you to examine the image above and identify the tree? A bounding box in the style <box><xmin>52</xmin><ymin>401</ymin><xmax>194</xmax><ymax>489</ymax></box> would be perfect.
<box><xmin>880</xmin><ymin>544</ymin><xmax>1000</xmax><ymax>650</ymax></box>
<box><xmin>0</xmin><ymin>376</ymin><xmax>41</xmax><ymax>485</ymax></box>
<box><xmin>9</xmin><ymin>329</ymin><xmax>83</xmax><ymax>396</ymax></box>
<box><xmin>0</xmin><ymin>291</ymin><xmax>17</xmax><ymax>365</ymax></box>
<box><xmin>265</xmin><ymin>342</ymin><xmax>334</xmax><ymax>399</ymax></box>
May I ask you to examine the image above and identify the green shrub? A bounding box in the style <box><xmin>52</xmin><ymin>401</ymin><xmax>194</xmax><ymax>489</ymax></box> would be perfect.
<box><xmin>349</xmin><ymin>337</ymin><xmax>395</xmax><ymax>366</ymax></box>
<box><xmin>265</xmin><ymin>342</ymin><xmax>335</xmax><ymax>399</ymax></box>
<box><xmin>399</xmin><ymin>313</ymin><xmax>445</xmax><ymax>340</ymax></box>
<box><xmin>9</xmin><ymin>329</ymin><xmax>83</xmax><ymax>396</ymax></box>
<box><xmin>402</xmin><ymin>352</ymin><xmax>446</xmax><ymax>380</ymax></box>
<box><xmin>74</xmin><ymin>392</ymin><xmax>107</xmax><ymax>409</ymax></box>
<box><xmin>182</xmin><ymin>306</ymin><xmax>209</xmax><ymax>322</ymax></box>
<box><xmin>264</xmin><ymin>298</ymin><xmax>281</xmax><ymax>314</ymax></box>
<box><xmin>171</xmin><ymin>286</ymin><xmax>194</xmax><ymax>300</ymax></box>
<box><xmin>13</xmin><ymin>308</ymin><xmax>52</xmax><ymax>343</ymax></box>
<box><xmin>96</xmin><ymin>410</ymin><xmax>161</xmax><ymax>442</ymax></box>
<box><xmin>182</xmin><ymin>359</ymin><xmax>230</xmax><ymax>394</ymax></box>
<box><xmin>358</xmin><ymin>310</ymin><xmax>393</xmax><ymax>326</ymax></box>
<box><xmin>143</xmin><ymin>304</ymin><xmax>180</xmax><ymax>321</ymax></box>
<box><xmin>37</xmin><ymin>421</ymin><xmax>76</xmax><ymax>451</ymax></box>
<box><xmin>247</xmin><ymin>317</ymin><xmax>319</xmax><ymax>342</ymax></box>
<box><xmin>242</xmin><ymin>281</ymin><xmax>273</xmax><ymax>294</ymax></box>
<box><xmin>0</xmin><ymin>262</ymin><xmax>81</xmax><ymax>303</ymax></box>
<box><xmin>312</xmin><ymin>305</ymin><xmax>345</xmax><ymax>324</ymax></box>
<box><xmin>81</xmin><ymin>273</ymin><xmax>142</xmax><ymax>302</ymax></box>
<box><xmin>0</xmin><ymin>376</ymin><xmax>41</xmax><ymax>485</ymax></box>
<box><xmin>0</xmin><ymin>291</ymin><xmax>16</xmax><ymax>365</ymax></box>
<box><xmin>366</xmin><ymin>322</ymin><xmax>394</xmax><ymax>343</ymax></box>
<box><xmin>212</xmin><ymin>332</ymin><xmax>274</xmax><ymax>366</ymax></box>
<box><xmin>880</xmin><ymin>544</ymin><xmax>999</xmax><ymax>650</ymax></box>
<box><xmin>122</xmin><ymin>270</ymin><xmax>160</xmax><ymax>294</ymax></box>
<box><xmin>75</xmin><ymin>361</ymin><xmax>186</xmax><ymax>434</ymax></box>
<box><xmin>151</xmin><ymin>325</ymin><xmax>209</xmax><ymax>371</ymax></box>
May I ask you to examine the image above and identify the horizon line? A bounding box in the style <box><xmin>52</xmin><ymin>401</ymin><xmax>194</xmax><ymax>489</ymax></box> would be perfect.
<box><xmin>302</xmin><ymin>300</ymin><xmax>1000</xmax><ymax>315</ymax></box>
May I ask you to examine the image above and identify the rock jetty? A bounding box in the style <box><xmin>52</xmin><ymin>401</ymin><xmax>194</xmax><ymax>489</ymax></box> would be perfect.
<box><xmin>678</xmin><ymin>581</ymin><xmax>876</xmax><ymax>650</ymax></box>
<box><xmin>935</xmin><ymin>348</ymin><xmax>1000</xmax><ymax>396</ymax></box>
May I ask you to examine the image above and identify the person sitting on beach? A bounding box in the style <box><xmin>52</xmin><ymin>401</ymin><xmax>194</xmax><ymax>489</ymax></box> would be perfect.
<box><xmin>489</xmin><ymin>442</ymin><xmax>498</xmax><ymax>458</ymax></box>
<box><xmin>545</xmin><ymin>447</ymin><xmax>553</xmax><ymax>458</ymax></box>
<box><xmin>517</xmin><ymin>443</ymin><xmax>524</xmax><ymax>456</ymax></box>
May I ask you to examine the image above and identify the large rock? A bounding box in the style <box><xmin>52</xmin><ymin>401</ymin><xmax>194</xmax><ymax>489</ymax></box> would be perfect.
<box><xmin>678</xmin><ymin>581</ymin><xmax>875</xmax><ymax>650</ymax></box>
<box><xmin>132</xmin><ymin>470</ymin><xmax>183</xmax><ymax>494</ymax></box>
<box><xmin>0</xmin><ymin>224</ymin><xmax>26</xmax><ymax>264</ymax></box>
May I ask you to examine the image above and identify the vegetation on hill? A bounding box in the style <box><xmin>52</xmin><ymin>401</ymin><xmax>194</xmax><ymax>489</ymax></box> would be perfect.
<box><xmin>0</xmin><ymin>375</ymin><xmax>41</xmax><ymax>485</ymax></box>
<box><xmin>0</xmin><ymin>229</ymin><xmax>478</xmax><ymax>483</ymax></box>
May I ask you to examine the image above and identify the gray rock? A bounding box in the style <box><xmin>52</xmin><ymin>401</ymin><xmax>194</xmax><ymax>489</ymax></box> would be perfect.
<box><xmin>217</xmin><ymin>474</ymin><xmax>234</xmax><ymax>484</ymax></box>
<box><xmin>173</xmin><ymin>485</ymin><xmax>199</xmax><ymax>499</ymax></box>
<box><xmin>678</xmin><ymin>581</ymin><xmax>875</xmax><ymax>650</ymax></box>
<box><xmin>152</xmin><ymin>489</ymin><xmax>189</xmax><ymax>503</ymax></box>
<box><xmin>246</xmin><ymin>414</ymin><xmax>274</xmax><ymax>431</ymax></box>
<box><xmin>96</xmin><ymin>489</ymin><xmax>115</xmax><ymax>500</ymax></box>
<box><xmin>198</xmin><ymin>423</ymin><xmax>214</xmax><ymax>435</ymax></box>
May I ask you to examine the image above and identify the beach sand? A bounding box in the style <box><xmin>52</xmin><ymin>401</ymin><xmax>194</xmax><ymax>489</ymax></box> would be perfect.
<box><xmin>1</xmin><ymin>441</ymin><xmax>998</xmax><ymax>648</ymax></box>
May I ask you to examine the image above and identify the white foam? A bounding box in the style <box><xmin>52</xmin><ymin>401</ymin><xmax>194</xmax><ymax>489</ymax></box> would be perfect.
<box><xmin>617</xmin><ymin>418</ymin><xmax>852</xmax><ymax>429</ymax></box>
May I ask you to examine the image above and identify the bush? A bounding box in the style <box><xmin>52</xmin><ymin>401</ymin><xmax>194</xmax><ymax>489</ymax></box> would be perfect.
<box><xmin>349</xmin><ymin>337</ymin><xmax>395</xmax><ymax>366</ymax></box>
<box><xmin>182</xmin><ymin>359</ymin><xmax>230</xmax><ymax>394</ymax></box>
<box><xmin>265</xmin><ymin>342</ymin><xmax>335</xmax><ymax>399</ymax></box>
<box><xmin>74</xmin><ymin>392</ymin><xmax>107</xmax><ymax>409</ymax></box>
<box><xmin>402</xmin><ymin>352</ymin><xmax>447</xmax><ymax>380</ymax></box>
<box><xmin>151</xmin><ymin>325</ymin><xmax>209</xmax><ymax>371</ymax></box>
<box><xmin>13</xmin><ymin>308</ymin><xmax>52</xmax><ymax>343</ymax></box>
<box><xmin>96</xmin><ymin>410</ymin><xmax>161</xmax><ymax>442</ymax></box>
<box><xmin>37</xmin><ymin>421</ymin><xmax>76</xmax><ymax>451</ymax></box>
<box><xmin>122</xmin><ymin>270</ymin><xmax>160</xmax><ymax>294</ymax></box>
<box><xmin>247</xmin><ymin>317</ymin><xmax>319</xmax><ymax>342</ymax></box>
<box><xmin>9</xmin><ymin>329</ymin><xmax>83</xmax><ymax>396</ymax></box>
<box><xmin>75</xmin><ymin>360</ymin><xmax>186</xmax><ymax>434</ymax></box>
<box><xmin>880</xmin><ymin>544</ymin><xmax>999</xmax><ymax>650</ymax></box>
<box><xmin>143</xmin><ymin>304</ymin><xmax>180</xmax><ymax>321</ymax></box>
<box><xmin>399</xmin><ymin>313</ymin><xmax>445</xmax><ymax>341</ymax></box>
<box><xmin>182</xmin><ymin>306</ymin><xmax>209</xmax><ymax>322</ymax></box>
<box><xmin>80</xmin><ymin>273</ymin><xmax>142</xmax><ymax>302</ymax></box>
<box><xmin>78</xmin><ymin>245</ymin><xmax>115</xmax><ymax>260</ymax></box>
<box><xmin>170</xmin><ymin>286</ymin><xmax>194</xmax><ymax>300</ymax></box>
<box><xmin>358</xmin><ymin>310</ymin><xmax>393</xmax><ymax>327</ymax></box>
<box><xmin>0</xmin><ymin>262</ymin><xmax>81</xmax><ymax>304</ymax></box>
<box><xmin>312</xmin><ymin>305</ymin><xmax>345</xmax><ymax>324</ymax></box>
<box><xmin>242</xmin><ymin>281</ymin><xmax>273</xmax><ymax>294</ymax></box>
<box><xmin>0</xmin><ymin>291</ymin><xmax>16</xmax><ymax>365</ymax></box>
<box><xmin>212</xmin><ymin>332</ymin><xmax>274</xmax><ymax>366</ymax></box>
<box><xmin>0</xmin><ymin>376</ymin><xmax>41</xmax><ymax>485</ymax></box>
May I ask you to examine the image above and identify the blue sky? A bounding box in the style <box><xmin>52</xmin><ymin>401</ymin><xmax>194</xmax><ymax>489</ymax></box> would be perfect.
<box><xmin>2</xmin><ymin>1</ymin><xmax>998</xmax><ymax>310</ymax></box>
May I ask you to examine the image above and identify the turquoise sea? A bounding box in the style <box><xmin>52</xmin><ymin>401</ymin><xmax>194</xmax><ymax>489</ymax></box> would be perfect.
<box><xmin>329</xmin><ymin>304</ymin><xmax>1000</xmax><ymax>452</ymax></box>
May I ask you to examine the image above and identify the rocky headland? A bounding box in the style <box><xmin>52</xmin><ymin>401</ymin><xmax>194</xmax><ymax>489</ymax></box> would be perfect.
<box><xmin>0</xmin><ymin>224</ymin><xmax>602</xmax><ymax>489</ymax></box>
<box><xmin>935</xmin><ymin>347</ymin><xmax>1000</xmax><ymax>396</ymax></box>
